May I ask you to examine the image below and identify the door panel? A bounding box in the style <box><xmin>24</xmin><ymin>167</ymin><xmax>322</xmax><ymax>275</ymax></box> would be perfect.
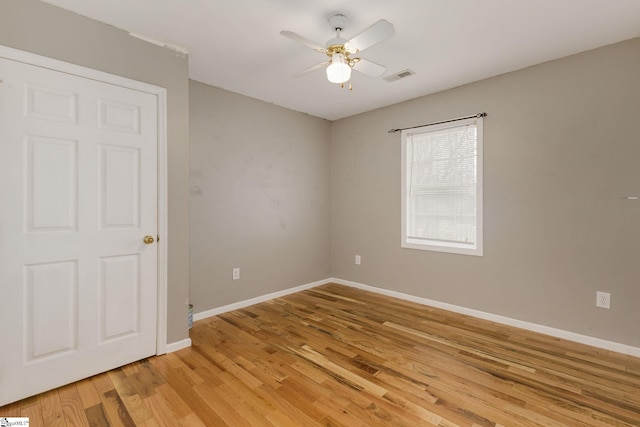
<box><xmin>100</xmin><ymin>144</ymin><xmax>141</xmax><ymax>228</ymax></box>
<box><xmin>0</xmin><ymin>56</ymin><xmax>158</xmax><ymax>405</ymax></box>
<box><xmin>25</xmin><ymin>261</ymin><xmax>77</xmax><ymax>360</ymax></box>
<box><xmin>25</xmin><ymin>83</ymin><xmax>78</xmax><ymax>124</ymax></box>
<box><xmin>100</xmin><ymin>254</ymin><xmax>140</xmax><ymax>341</ymax></box>
<box><xmin>25</xmin><ymin>135</ymin><xmax>78</xmax><ymax>232</ymax></box>
<box><xmin>98</xmin><ymin>98</ymin><xmax>140</xmax><ymax>133</ymax></box>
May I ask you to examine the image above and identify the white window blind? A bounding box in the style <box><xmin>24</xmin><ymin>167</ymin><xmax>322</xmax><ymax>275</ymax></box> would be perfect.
<box><xmin>401</xmin><ymin>116</ymin><xmax>483</xmax><ymax>255</ymax></box>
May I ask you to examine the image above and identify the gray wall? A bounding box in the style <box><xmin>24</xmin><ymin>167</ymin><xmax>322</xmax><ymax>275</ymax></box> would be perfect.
<box><xmin>189</xmin><ymin>81</ymin><xmax>331</xmax><ymax>311</ymax></box>
<box><xmin>0</xmin><ymin>0</ymin><xmax>191</xmax><ymax>344</ymax></box>
<box><xmin>331</xmin><ymin>37</ymin><xmax>640</xmax><ymax>347</ymax></box>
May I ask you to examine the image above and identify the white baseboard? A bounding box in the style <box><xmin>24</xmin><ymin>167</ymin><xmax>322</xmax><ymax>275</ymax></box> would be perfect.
<box><xmin>193</xmin><ymin>278</ymin><xmax>332</xmax><ymax>321</ymax></box>
<box><xmin>331</xmin><ymin>277</ymin><xmax>640</xmax><ymax>358</ymax></box>
<box><xmin>188</xmin><ymin>276</ymin><xmax>640</xmax><ymax>358</ymax></box>
<box><xmin>165</xmin><ymin>337</ymin><xmax>192</xmax><ymax>353</ymax></box>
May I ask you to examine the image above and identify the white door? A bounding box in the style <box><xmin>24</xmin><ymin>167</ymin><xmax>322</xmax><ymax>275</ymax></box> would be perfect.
<box><xmin>0</xmin><ymin>56</ymin><xmax>158</xmax><ymax>405</ymax></box>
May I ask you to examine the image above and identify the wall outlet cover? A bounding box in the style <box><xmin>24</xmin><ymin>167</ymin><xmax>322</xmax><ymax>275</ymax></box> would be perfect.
<box><xmin>596</xmin><ymin>291</ymin><xmax>610</xmax><ymax>309</ymax></box>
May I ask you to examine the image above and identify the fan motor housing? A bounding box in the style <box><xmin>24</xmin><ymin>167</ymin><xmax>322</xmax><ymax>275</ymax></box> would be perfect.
<box><xmin>325</xmin><ymin>39</ymin><xmax>347</xmax><ymax>51</ymax></box>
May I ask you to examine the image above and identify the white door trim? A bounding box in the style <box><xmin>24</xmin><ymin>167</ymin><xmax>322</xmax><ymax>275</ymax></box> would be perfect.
<box><xmin>0</xmin><ymin>45</ymin><xmax>169</xmax><ymax>354</ymax></box>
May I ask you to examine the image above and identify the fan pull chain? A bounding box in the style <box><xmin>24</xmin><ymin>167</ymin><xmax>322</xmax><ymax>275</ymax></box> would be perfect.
<box><xmin>339</xmin><ymin>82</ymin><xmax>353</xmax><ymax>90</ymax></box>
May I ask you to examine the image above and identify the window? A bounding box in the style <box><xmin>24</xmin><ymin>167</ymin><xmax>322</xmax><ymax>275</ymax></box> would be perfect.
<box><xmin>401</xmin><ymin>116</ymin><xmax>483</xmax><ymax>256</ymax></box>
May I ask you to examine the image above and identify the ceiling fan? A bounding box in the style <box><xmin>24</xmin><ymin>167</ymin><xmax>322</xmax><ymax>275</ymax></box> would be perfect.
<box><xmin>281</xmin><ymin>14</ymin><xmax>395</xmax><ymax>89</ymax></box>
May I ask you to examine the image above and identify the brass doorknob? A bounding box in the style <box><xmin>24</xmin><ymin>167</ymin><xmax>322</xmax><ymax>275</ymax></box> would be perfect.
<box><xmin>143</xmin><ymin>235</ymin><xmax>155</xmax><ymax>245</ymax></box>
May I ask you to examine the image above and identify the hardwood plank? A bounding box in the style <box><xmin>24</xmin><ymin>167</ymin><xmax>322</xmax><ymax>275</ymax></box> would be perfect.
<box><xmin>0</xmin><ymin>401</ymin><xmax>22</xmax><ymax>417</ymax></box>
<box><xmin>58</xmin><ymin>383</ymin><xmax>91</xmax><ymax>427</ymax></box>
<box><xmin>153</xmin><ymin>383</ymin><xmax>193</xmax><ymax>420</ymax></box>
<box><xmin>39</xmin><ymin>389</ymin><xmax>63</xmax><ymax>417</ymax></box>
<box><xmin>75</xmin><ymin>378</ymin><xmax>101</xmax><ymax>410</ymax></box>
<box><xmin>99</xmin><ymin>389</ymin><xmax>136</xmax><ymax>427</ymax></box>
<box><xmin>142</xmin><ymin>394</ymin><xmax>182</xmax><ymax>427</ymax></box>
<box><xmin>91</xmin><ymin>373</ymin><xmax>116</xmax><ymax>396</ymax></box>
<box><xmin>85</xmin><ymin>403</ymin><xmax>110</xmax><ymax>427</ymax></box>
<box><xmin>152</xmin><ymin>356</ymin><xmax>229</xmax><ymax>426</ymax></box>
<box><xmin>107</xmin><ymin>370</ymin><xmax>154</xmax><ymax>425</ymax></box>
<box><xmin>117</xmin><ymin>360</ymin><xmax>165</xmax><ymax>400</ymax></box>
<box><xmin>43</xmin><ymin>412</ymin><xmax>66</xmax><ymax>427</ymax></box>
<box><xmin>192</xmin><ymin>381</ymin><xmax>253</xmax><ymax>427</ymax></box>
<box><xmin>121</xmin><ymin>362</ymin><xmax>141</xmax><ymax>377</ymax></box>
<box><xmin>20</xmin><ymin>399</ymin><xmax>44</xmax><ymax>426</ymax></box>
<box><xmin>178</xmin><ymin>413</ymin><xmax>208</xmax><ymax>427</ymax></box>
<box><xmin>275</xmin><ymin>378</ymin><xmax>327</xmax><ymax>423</ymax></box>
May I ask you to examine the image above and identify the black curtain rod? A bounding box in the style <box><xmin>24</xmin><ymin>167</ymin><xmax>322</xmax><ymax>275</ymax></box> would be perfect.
<box><xmin>387</xmin><ymin>112</ymin><xmax>487</xmax><ymax>134</ymax></box>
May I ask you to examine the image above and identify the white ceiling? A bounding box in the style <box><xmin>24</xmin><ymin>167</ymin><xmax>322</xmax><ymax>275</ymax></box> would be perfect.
<box><xmin>41</xmin><ymin>0</ymin><xmax>640</xmax><ymax>121</ymax></box>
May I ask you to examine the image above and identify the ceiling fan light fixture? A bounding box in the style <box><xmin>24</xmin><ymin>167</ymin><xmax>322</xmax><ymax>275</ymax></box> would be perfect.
<box><xmin>326</xmin><ymin>52</ymin><xmax>351</xmax><ymax>84</ymax></box>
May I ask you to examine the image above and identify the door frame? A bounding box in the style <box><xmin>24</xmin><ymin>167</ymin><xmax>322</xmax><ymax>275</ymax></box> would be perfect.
<box><xmin>0</xmin><ymin>45</ymin><xmax>169</xmax><ymax>354</ymax></box>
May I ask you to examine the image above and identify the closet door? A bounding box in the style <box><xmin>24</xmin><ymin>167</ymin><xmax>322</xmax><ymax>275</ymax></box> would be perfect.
<box><xmin>0</xmin><ymin>56</ymin><xmax>158</xmax><ymax>405</ymax></box>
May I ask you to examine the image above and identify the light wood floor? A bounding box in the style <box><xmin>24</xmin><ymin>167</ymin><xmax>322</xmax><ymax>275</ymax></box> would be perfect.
<box><xmin>2</xmin><ymin>283</ymin><xmax>640</xmax><ymax>426</ymax></box>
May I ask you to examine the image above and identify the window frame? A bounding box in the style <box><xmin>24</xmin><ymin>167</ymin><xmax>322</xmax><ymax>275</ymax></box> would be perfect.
<box><xmin>401</xmin><ymin>116</ymin><xmax>483</xmax><ymax>256</ymax></box>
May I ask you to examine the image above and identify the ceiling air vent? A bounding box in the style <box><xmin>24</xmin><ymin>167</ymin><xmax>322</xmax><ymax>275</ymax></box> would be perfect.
<box><xmin>383</xmin><ymin>69</ymin><xmax>415</xmax><ymax>83</ymax></box>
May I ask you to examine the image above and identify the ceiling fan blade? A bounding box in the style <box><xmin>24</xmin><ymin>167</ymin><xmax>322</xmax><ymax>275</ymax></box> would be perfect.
<box><xmin>352</xmin><ymin>58</ymin><xmax>386</xmax><ymax>78</ymax></box>
<box><xmin>292</xmin><ymin>61</ymin><xmax>330</xmax><ymax>78</ymax></box>
<box><xmin>280</xmin><ymin>31</ymin><xmax>327</xmax><ymax>53</ymax></box>
<box><xmin>344</xmin><ymin>20</ymin><xmax>394</xmax><ymax>54</ymax></box>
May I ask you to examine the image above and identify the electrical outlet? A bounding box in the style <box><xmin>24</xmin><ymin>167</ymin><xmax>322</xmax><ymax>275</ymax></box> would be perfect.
<box><xmin>355</xmin><ymin>255</ymin><xmax>361</xmax><ymax>265</ymax></box>
<box><xmin>596</xmin><ymin>291</ymin><xmax>610</xmax><ymax>309</ymax></box>
<box><xmin>232</xmin><ymin>268</ymin><xmax>240</xmax><ymax>281</ymax></box>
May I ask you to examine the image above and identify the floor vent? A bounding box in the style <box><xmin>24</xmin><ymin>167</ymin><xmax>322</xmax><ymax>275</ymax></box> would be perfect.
<box><xmin>383</xmin><ymin>69</ymin><xmax>416</xmax><ymax>83</ymax></box>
